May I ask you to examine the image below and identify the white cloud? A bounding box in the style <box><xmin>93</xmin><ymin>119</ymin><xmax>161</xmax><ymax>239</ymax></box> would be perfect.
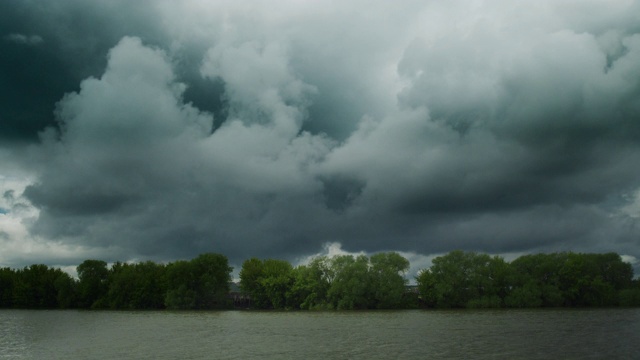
<box><xmin>295</xmin><ymin>242</ymin><xmax>367</xmax><ymax>266</ymax></box>
<box><xmin>0</xmin><ymin>172</ymin><xmax>113</xmax><ymax>269</ymax></box>
<box><xmin>621</xmin><ymin>254</ymin><xmax>638</xmax><ymax>265</ymax></box>
<box><xmin>619</xmin><ymin>188</ymin><xmax>640</xmax><ymax>219</ymax></box>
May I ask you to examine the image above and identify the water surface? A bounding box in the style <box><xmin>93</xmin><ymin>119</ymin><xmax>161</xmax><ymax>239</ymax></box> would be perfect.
<box><xmin>1</xmin><ymin>308</ymin><xmax>638</xmax><ymax>359</ymax></box>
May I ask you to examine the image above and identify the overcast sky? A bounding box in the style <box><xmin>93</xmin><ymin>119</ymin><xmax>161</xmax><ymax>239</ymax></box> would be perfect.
<box><xmin>2</xmin><ymin>0</ymin><xmax>640</xmax><ymax>277</ymax></box>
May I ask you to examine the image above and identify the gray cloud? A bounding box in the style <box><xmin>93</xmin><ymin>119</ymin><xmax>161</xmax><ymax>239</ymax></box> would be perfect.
<box><xmin>2</xmin><ymin>1</ymin><xmax>640</xmax><ymax>270</ymax></box>
<box><xmin>4</xmin><ymin>33</ymin><xmax>43</xmax><ymax>46</ymax></box>
<box><xmin>0</xmin><ymin>0</ymin><xmax>169</xmax><ymax>142</ymax></box>
<box><xmin>23</xmin><ymin>36</ymin><xmax>336</xmax><ymax>264</ymax></box>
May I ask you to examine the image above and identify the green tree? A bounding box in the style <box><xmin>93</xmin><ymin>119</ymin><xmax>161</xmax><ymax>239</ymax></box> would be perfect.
<box><xmin>106</xmin><ymin>262</ymin><xmax>133</xmax><ymax>309</ymax></box>
<box><xmin>429</xmin><ymin>250</ymin><xmax>476</xmax><ymax>307</ymax></box>
<box><xmin>239</xmin><ymin>257</ymin><xmax>268</xmax><ymax>308</ymax></box>
<box><xmin>619</xmin><ymin>279</ymin><xmax>640</xmax><ymax>306</ymax></box>
<box><xmin>467</xmin><ymin>255</ymin><xmax>512</xmax><ymax>308</ymax></box>
<box><xmin>107</xmin><ymin>261</ymin><xmax>167</xmax><ymax>309</ymax></box>
<box><xmin>417</xmin><ymin>251</ymin><xmax>513</xmax><ymax>308</ymax></box>
<box><xmin>0</xmin><ymin>267</ymin><xmax>16</xmax><ymax>307</ymax></box>
<box><xmin>134</xmin><ymin>261</ymin><xmax>168</xmax><ymax>309</ymax></box>
<box><xmin>596</xmin><ymin>253</ymin><xmax>633</xmax><ymax>291</ymax></box>
<box><xmin>239</xmin><ymin>258</ymin><xmax>294</xmax><ymax>309</ymax></box>
<box><xmin>558</xmin><ymin>253</ymin><xmax>631</xmax><ymax>306</ymax></box>
<box><xmin>165</xmin><ymin>260</ymin><xmax>196</xmax><ymax>309</ymax></box>
<box><xmin>165</xmin><ymin>253</ymin><xmax>231</xmax><ymax>310</ymax></box>
<box><xmin>191</xmin><ymin>253</ymin><xmax>232</xmax><ymax>309</ymax></box>
<box><xmin>327</xmin><ymin>255</ymin><xmax>372</xmax><ymax>310</ymax></box>
<box><xmin>77</xmin><ymin>260</ymin><xmax>109</xmax><ymax>308</ymax></box>
<box><xmin>507</xmin><ymin>253</ymin><xmax>565</xmax><ymax>307</ymax></box>
<box><xmin>288</xmin><ymin>256</ymin><xmax>332</xmax><ymax>310</ymax></box>
<box><xmin>504</xmin><ymin>280</ymin><xmax>543</xmax><ymax>308</ymax></box>
<box><xmin>416</xmin><ymin>269</ymin><xmax>438</xmax><ymax>307</ymax></box>
<box><xmin>54</xmin><ymin>272</ymin><xmax>78</xmax><ymax>308</ymax></box>
<box><xmin>369</xmin><ymin>252</ymin><xmax>409</xmax><ymax>309</ymax></box>
<box><xmin>13</xmin><ymin>264</ymin><xmax>65</xmax><ymax>308</ymax></box>
<box><xmin>418</xmin><ymin>251</ymin><xmax>484</xmax><ymax>308</ymax></box>
<box><xmin>259</xmin><ymin>259</ymin><xmax>293</xmax><ymax>309</ymax></box>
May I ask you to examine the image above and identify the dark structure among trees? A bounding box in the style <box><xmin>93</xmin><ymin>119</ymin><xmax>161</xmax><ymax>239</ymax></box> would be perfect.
<box><xmin>1</xmin><ymin>250</ymin><xmax>639</xmax><ymax>310</ymax></box>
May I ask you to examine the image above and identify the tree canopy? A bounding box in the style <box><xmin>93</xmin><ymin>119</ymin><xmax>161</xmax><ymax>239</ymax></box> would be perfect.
<box><xmin>240</xmin><ymin>252</ymin><xmax>411</xmax><ymax>310</ymax></box>
<box><xmin>1</xmin><ymin>250</ymin><xmax>639</xmax><ymax>310</ymax></box>
<box><xmin>417</xmin><ymin>251</ymin><xmax>639</xmax><ymax>308</ymax></box>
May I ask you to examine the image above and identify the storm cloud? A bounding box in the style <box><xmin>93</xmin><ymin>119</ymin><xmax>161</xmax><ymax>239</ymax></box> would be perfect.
<box><xmin>2</xmin><ymin>1</ymin><xmax>640</xmax><ymax>273</ymax></box>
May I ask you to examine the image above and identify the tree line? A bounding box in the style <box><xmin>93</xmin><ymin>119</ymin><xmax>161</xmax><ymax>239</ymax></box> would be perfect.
<box><xmin>239</xmin><ymin>252</ymin><xmax>412</xmax><ymax>310</ymax></box>
<box><xmin>417</xmin><ymin>251</ymin><xmax>640</xmax><ymax>308</ymax></box>
<box><xmin>1</xmin><ymin>250</ymin><xmax>639</xmax><ymax>310</ymax></box>
<box><xmin>0</xmin><ymin>253</ymin><xmax>232</xmax><ymax>310</ymax></box>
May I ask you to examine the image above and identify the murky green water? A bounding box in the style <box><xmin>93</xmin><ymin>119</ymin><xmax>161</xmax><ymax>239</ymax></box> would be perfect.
<box><xmin>1</xmin><ymin>308</ymin><xmax>638</xmax><ymax>359</ymax></box>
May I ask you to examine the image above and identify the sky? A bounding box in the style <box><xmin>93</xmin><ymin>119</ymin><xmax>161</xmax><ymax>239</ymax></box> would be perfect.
<box><xmin>2</xmin><ymin>0</ymin><xmax>640</xmax><ymax>278</ymax></box>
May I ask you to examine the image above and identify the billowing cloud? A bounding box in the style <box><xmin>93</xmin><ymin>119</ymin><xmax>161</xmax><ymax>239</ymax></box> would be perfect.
<box><xmin>1</xmin><ymin>1</ymin><xmax>640</xmax><ymax>273</ymax></box>
<box><xmin>23</xmin><ymin>36</ymin><xmax>336</xmax><ymax>264</ymax></box>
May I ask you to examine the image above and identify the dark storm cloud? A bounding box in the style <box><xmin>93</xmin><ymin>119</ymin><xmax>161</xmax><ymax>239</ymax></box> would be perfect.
<box><xmin>4</xmin><ymin>1</ymin><xmax>640</xmax><ymax>269</ymax></box>
<box><xmin>21</xmin><ymin>36</ymin><xmax>337</xmax><ymax>264</ymax></box>
<box><xmin>4</xmin><ymin>34</ymin><xmax>43</xmax><ymax>46</ymax></box>
<box><xmin>0</xmin><ymin>0</ymin><xmax>216</xmax><ymax>143</ymax></box>
<box><xmin>390</xmin><ymin>21</ymin><xmax>640</xmax><ymax>214</ymax></box>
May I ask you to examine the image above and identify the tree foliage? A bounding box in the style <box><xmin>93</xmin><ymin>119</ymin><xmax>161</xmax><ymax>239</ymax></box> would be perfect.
<box><xmin>327</xmin><ymin>255</ymin><xmax>372</xmax><ymax>310</ymax></box>
<box><xmin>288</xmin><ymin>256</ymin><xmax>332</xmax><ymax>310</ymax></box>
<box><xmin>369</xmin><ymin>252</ymin><xmax>410</xmax><ymax>308</ymax></box>
<box><xmin>417</xmin><ymin>250</ymin><xmax>636</xmax><ymax>308</ymax></box>
<box><xmin>165</xmin><ymin>253</ymin><xmax>232</xmax><ymax>310</ymax></box>
<box><xmin>239</xmin><ymin>258</ymin><xmax>294</xmax><ymax>309</ymax></box>
<box><xmin>417</xmin><ymin>251</ymin><xmax>509</xmax><ymax>308</ymax></box>
<box><xmin>0</xmin><ymin>253</ymin><xmax>232</xmax><ymax>310</ymax></box>
<box><xmin>107</xmin><ymin>261</ymin><xmax>167</xmax><ymax>309</ymax></box>
<box><xmin>0</xmin><ymin>250</ymin><xmax>637</xmax><ymax>310</ymax></box>
<box><xmin>239</xmin><ymin>252</ymin><xmax>410</xmax><ymax>310</ymax></box>
<box><xmin>77</xmin><ymin>260</ymin><xmax>109</xmax><ymax>308</ymax></box>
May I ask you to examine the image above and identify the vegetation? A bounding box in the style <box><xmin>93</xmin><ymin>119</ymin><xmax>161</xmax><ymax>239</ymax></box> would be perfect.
<box><xmin>239</xmin><ymin>252</ymin><xmax>410</xmax><ymax>310</ymax></box>
<box><xmin>0</xmin><ymin>250</ymin><xmax>639</xmax><ymax>310</ymax></box>
<box><xmin>417</xmin><ymin>251</ymin><xmax>640</xmax><ymax>308</ymax></box>
<box><xmin>0</xmin><ymin>253</ymin><xmax>231</xmax><ymax>310</ymax></box>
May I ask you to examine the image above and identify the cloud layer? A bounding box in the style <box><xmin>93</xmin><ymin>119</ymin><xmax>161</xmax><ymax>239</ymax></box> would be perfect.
<box><xmin>2</xmin><ymin>1</ymin><xmax>640</xmax><ymax>272</ymax></box>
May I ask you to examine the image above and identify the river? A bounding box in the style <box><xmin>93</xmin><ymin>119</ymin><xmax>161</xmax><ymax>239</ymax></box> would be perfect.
<box><xmin>1</xmin><ymin>308</ymin><xmax>638</xmax><ymax>359</ymax></box>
